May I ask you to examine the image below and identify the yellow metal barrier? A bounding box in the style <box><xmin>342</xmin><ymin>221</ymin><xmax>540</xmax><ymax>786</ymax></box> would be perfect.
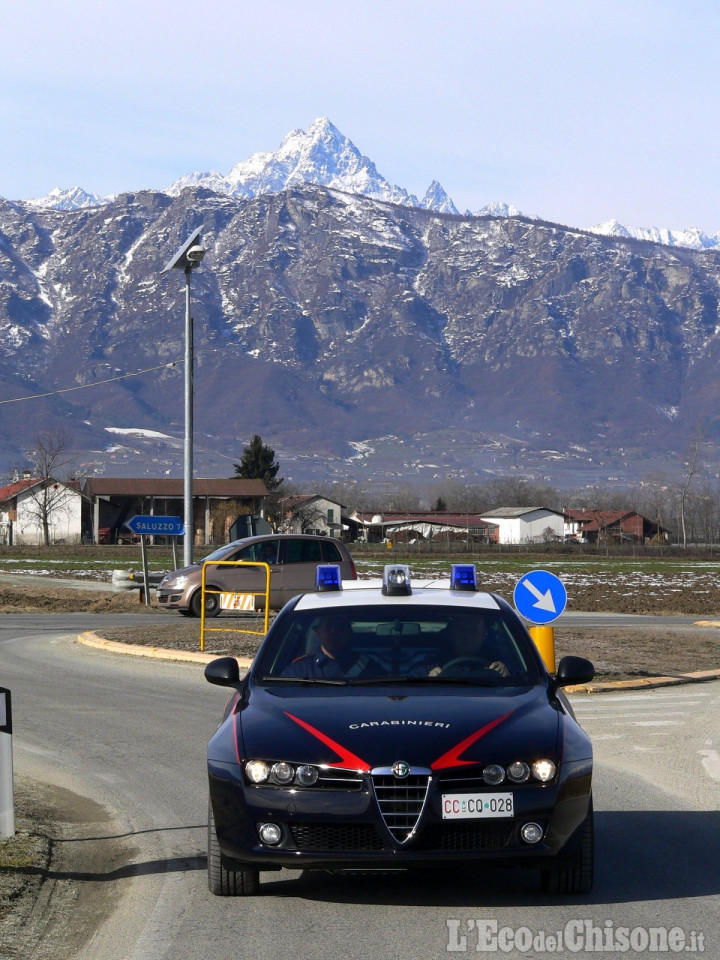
<box><xmin>200</xmin><ymin>561</ymin><xmax>271</xmax><ymax>652</ymax></box>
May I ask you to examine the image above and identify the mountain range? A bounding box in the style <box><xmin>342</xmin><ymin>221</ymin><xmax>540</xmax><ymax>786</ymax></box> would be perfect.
<box><xmin>3</xmin><ymin>122</ymin><xmax>720</xmax><ymax>491</ymax></box>
<box><xmin>23</xmin><ymin>117</ymin><xmax>720</xmax><ymax>252</ymax></box>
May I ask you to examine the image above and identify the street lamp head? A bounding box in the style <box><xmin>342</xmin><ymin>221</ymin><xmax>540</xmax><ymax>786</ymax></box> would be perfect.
<box><xmin>160</xmin><ymin>226</ymin><xmax>206</xmax><ymax>274</ymax></box>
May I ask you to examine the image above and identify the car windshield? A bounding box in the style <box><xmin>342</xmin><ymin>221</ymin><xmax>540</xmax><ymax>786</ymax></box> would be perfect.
<box><xmin>201</xmin><ymin>542</ymin><xmax>245</xmax><ymax>563</ymax></box>
<box><xmin>254</xmin><ymin>605</ymin><xmax>542</xmax><ymax>686</ymax></box>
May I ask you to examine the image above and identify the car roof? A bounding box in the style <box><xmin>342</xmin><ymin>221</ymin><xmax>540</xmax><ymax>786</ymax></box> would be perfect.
<box><xmin>218</xmin><ymin>533</ymin><xmax>343</xmax><ymax>549</ymax></box>
<box><xmin>293</xmin><ymin>580</ymin><xmax>502</xmax><ymax>612</ymax></box>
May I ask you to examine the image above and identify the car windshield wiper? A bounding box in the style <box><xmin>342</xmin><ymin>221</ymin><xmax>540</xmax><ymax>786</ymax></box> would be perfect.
<box><xmin>424</xmin><ymin>676</ymin><xmax>501</xmax><ymax>686</ymax></box>
<box><xmin>261</xmin><ymin>676</ymin><xmax>348</xmax><ymax>685</ymax></box>
<box><xmin>346</xmin><ymin>675</ymin><xmax>499</xmax><ymax>686</ymax></box>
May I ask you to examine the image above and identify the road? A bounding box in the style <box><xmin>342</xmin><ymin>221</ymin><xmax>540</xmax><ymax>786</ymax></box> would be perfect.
<box><xmin>2</xmin><ymin>618</ymin><xmax>718</xmax><ymax>960</ymax></box>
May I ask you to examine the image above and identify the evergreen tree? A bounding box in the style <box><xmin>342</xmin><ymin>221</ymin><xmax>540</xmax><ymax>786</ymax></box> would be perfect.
<box><xmin>233</xmin><ymin>435</ymin><xmax>284</xmax><ymax>521</ymax></box>
<box><xmin>233</xmin><ymin>435</ymin><xmax>283</xmax><ymax>491</ymax></box>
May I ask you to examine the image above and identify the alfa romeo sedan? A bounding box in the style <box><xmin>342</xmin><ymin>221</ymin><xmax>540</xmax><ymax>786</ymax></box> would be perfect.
<box><xmin>204</xmin><ymin>564</ymin><xmax>594</xmax><ymax>896</ymax></box>
<box><xmin>156</xmin><ymin>533</ymin><xmax>356</xmax><ymax>617</ymax></box>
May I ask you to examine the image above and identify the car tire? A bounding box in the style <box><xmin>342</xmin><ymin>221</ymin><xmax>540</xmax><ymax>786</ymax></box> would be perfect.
<box><xmin>208</xmin><ymin>802</ymin><xmax>259</xmax><ymax>896</ymax></box>
<box><xmin>541</xmin><ymin>798</ymin><xmax>594</xmax><ymax>895</ymax></box>
<box><xmin>190</xmin><ymin>588</ymin><xmax>221</xmax><ymax>618</ymax></box>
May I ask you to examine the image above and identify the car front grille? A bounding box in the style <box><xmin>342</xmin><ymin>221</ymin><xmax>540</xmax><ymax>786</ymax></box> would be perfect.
<box><xmin>414</xmin><ymin>822</ymin><xmax>512</xmax><ymax>851</ymax></box>
<box><xmin>372</xmin><ymin>773</ymin><xmax>431</xmax><ymax>843</ymax></box>
<box><xmin>290</xmin><ymin>823</ymin><xmax>388</xmax><ymax>851</ymax></box>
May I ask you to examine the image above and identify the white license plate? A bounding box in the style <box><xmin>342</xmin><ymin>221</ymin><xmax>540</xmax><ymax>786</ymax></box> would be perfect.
<box><xmin>441</xmin><ymin>792</ymin><xmax>514</xmax><ymax>819</ymax></box>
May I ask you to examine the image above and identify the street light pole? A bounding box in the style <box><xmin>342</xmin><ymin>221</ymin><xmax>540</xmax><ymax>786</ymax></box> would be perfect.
<box><xmin>184</xmin><ymin>265</ymin><xmax>194</xmax><ymax>567</ymax></box>
<box><xmin>160</xmin><ymin>226</ymin><xmax>205</xmax><ymax>568</ymax></box>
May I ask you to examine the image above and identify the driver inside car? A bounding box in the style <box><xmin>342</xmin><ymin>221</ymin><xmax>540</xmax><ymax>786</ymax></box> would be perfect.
<box><xmin>428</xmin><ymin>616</ymin><xmax>510</xmax><ymax>677</ymax></box>
<box><xmin>284</xmin><ymin>615</ymin><xmax>379</xmax><ymax>680</ymax></box>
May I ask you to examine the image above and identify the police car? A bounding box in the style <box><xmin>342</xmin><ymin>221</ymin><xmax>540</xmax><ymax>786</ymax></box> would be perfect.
<box><xmin>205</xmin><ymin>564</ymin><xmax>594</xmax><ymax>896</ymax></box>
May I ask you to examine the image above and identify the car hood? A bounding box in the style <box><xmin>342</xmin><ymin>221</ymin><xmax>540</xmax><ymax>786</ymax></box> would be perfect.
<box><xmin>236</xmin><ymin>685</ymin><xmax>560</xmax><ymax>771</ymax></box>
<box><xmin>162</xmin><ymin>563</ymin><xmax>200</xmax><ymax>582</ymax></box>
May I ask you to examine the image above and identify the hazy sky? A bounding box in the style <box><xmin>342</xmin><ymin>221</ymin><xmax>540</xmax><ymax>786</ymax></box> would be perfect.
<box><xmin>4</xmin><ymin>1</ymin><xmax>720</xmax><ymax>233</ymax></box>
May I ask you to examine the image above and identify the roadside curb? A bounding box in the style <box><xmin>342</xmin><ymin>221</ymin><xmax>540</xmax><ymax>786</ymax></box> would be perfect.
<box><xmin>77</xmin><ymin>632</ymin><xmax>720</xmax><ymax>692</ymax></box>
<box><xmin>565</xmin><ymin>668</ymin><xmax>720</xmax><ymax>694</ymax></box>
<box><xmin>77</xmin><ymin>631</ymin><xmax>255</xmax><ymax>670</ymax></box>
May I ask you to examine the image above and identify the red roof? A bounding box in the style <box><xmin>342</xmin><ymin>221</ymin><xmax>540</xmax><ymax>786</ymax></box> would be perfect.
<box><xmin>0</xmin><ymin>476</ymin><xmax>42</xmax><ymax>503</ymax></box>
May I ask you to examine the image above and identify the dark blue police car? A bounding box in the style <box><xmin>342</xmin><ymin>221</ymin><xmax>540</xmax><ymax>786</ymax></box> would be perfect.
<box><xmin>205</xmin><ymin>564</ymin><xmax>594</xmax><ymax>896</ymax></box>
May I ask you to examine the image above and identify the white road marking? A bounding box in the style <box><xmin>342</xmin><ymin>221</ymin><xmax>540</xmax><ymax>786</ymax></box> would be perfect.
<box><xmin>698</xmin><ymin>749</ymin><xmax>720</xmax><ymax>781</ymax></box>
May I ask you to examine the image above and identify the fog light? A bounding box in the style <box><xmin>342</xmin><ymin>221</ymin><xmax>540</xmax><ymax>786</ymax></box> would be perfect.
<box><xmin>532</xmin><ymin>759</ymin><xmax>556</xmax><ymax>783</ymax></box>
<box><xmin>295</xmin><ymin>764</ymin><xmax>319</xmax><ymax>786</ymax></box>
<box><xmin>270</xmin><ymin>761</ymin><xmax>295</xmax><ymax>784</ymax></box>
<box><xmin>520</xmin><ymin>822</ymin><xmax>544</xmax><ymax>844</ymax></box>
<box><xmin>245</xmin><ymin>760</ymin><xmax>269</xmax><ymax>783</ymax></box>
<box><xmin>258</xmin><ymin>822</ymin><xmax>282</xmax><ymax>845</ymax></box>
<box><xmin>507</xmin><ymin>761</ymin><xmax>530</xmax><ymax>783</ymax></box>
<box><xmin>482</xmin><ymin>764</ymin><xmax>505</xmax><ymax>785</ymax></box>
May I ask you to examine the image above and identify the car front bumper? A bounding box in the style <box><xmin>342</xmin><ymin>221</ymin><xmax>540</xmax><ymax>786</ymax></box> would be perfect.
<box><xmin>208</xmin><ymin>757</ymin><xmax>592</xmax><ymax>872</ymax></box>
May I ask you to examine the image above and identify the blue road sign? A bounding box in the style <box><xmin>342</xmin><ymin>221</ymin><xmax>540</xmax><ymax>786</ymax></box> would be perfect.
<box><xmin>126</xmin><ymin>515</ymin><xmax>185</xmax><ymax>537</ymax></box>
<box><xmin>513</xmin><ymin>570</ymin><xmax>567</xmax><ymax>625</ymax></box>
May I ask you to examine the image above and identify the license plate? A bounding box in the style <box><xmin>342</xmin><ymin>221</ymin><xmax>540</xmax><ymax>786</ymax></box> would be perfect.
<box><xmin>441</xmin><ymin>792</ymin><xmax>514</xmax><ymax>819</ymax></box>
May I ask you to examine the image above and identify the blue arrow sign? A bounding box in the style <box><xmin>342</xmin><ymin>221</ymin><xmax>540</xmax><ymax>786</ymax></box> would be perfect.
<box><xmin>126</xmin><ymin>515</ymin><xmax>185</xmax><ymax>537</ymax></box>
<box><xmin>513</xmin><ymin>570</ymin><xmax>567</xmax><ymax>625</ymax></box>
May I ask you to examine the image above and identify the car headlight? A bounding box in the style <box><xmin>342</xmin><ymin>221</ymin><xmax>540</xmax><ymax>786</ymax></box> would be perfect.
<box><xmin>161</xmin><ymin>574</ymin><xmax>188</xmax><ymax>588</ymax></box>
<box><xmin>244</xmin><ymin>760</ymin><xmax>320</xmax><ymax>787</ymax></box>
<box><xmin>507</xmin><ymin>761</ymin><xmax>531</xmax><ymax>783</ymax></box>
<box><xmin>270</xmin><ymin>762</ymin><xmax>295</xmax><ymax>785</ymax></box>
<box><xmin>482</xmin><ymin>764</ymin><xmax>505</xmax><ymax>785</ymax></box>
<box><xmin>532</xmin><ymin>759</ymin><xmax>557</xmax><ymax>782</ymax></box>
<box><xmin>245</xmin><ymin>760</ymin><xmax>270</xmax><ymax>783</ymax></box>
<box><xmin>295</xmin><ymin>764</ymin><xmax>319</xmax><ymax>786</ymax></box>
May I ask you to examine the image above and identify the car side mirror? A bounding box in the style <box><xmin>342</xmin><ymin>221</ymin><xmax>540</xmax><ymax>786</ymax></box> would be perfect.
<box><xmin>554</xmin><ymin>655</ymin><xmax>594</xmax><ymax>688</ymax></box>
<box><xmin>204</xmin><ymin>656</ymin><xmax>241</xmax><ymax>687</ymax></box>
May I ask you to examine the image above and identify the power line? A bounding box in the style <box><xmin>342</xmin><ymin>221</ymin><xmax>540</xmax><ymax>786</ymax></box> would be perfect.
<box><xmin>0</xmin><ymin>360</ymin><xmax>184</xmax><ymax>405</ymax></box>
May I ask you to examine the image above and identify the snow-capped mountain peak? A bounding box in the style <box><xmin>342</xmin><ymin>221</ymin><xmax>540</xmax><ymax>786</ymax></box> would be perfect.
<box><xmin>421</xmin><ymin>180</ymin><xmax>459</xmax><ymax>215</ymax></box>
<box><xmin>24</xmin><ymin>185</ymin><xmax>112</xmax><ymax>210</ymax></box>
<box><xmin>168</xmin><ymin>116</ymin><xmax>437</xmax><ymax>210</ymax></box>
<box><xmin>474</xmin><ymin>200</ymin><xmax>526</xmax><ymax>219</ymax></box>
<box><xmin>587</xmin><ymin>218</ymin><xmax>720</xmax><ymax>250</ymax></box>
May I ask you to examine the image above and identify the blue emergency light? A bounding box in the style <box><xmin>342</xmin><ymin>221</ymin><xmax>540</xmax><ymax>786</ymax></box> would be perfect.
<box><xmin>450</xmin><ymin>564</ymin><xmax>478</xmax><ymax>591</ymax></box>
<box><xmin>316</xmin><ymin>565</ymin><xmax>342</xmax><ymax>591</ymax></box>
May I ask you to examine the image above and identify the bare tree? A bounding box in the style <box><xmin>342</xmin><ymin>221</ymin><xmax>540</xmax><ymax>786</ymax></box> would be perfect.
<box><xmin>678</xmin><ymin>431</ymin><xmax>704</xmax><ymax>548</ymax></box>
<box><xmin>637</xmin><ymin>473</ymin><xmax>672</xmax><ymax>542</ymax></box>
<box><xmin>23</xmin><ymin>430</ymin><xmax>76</xmax><ymax>546</ymax></box>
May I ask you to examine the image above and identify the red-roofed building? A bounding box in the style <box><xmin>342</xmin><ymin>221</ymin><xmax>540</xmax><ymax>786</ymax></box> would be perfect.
<box><xmin>564</xmin><ymin>509</ymin><xmax>670</xmax><ymax>543</ymax></box>
<box><xmin>0</xmin><ymin>471</ymin><xmax>85</xmax><ymax>545</ymax></box>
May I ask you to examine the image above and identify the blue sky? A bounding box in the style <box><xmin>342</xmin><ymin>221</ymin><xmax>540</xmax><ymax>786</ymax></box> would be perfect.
<box><xmin>4</xmin><ymin>0</ymin><xmax>720</xmax><ymax>233</ymax></box>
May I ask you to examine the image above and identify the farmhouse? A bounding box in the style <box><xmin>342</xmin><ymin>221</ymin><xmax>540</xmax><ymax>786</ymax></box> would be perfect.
<box><xmin>564</xmin><ymin>508</ymin><xmax>670</xmax><ymax>543</ymax></box>
<box><xmin>278</xmin><ymin>495</ymin><xmax>345</xmax><ymax>538</ymax></box>
<box><xmin>0</xmin><ymin>472</ymin><xmax>84</xmax><ymax>545</ymax></box>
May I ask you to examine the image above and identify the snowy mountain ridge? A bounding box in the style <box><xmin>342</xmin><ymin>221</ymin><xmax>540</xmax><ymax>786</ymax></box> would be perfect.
<box><xmin>166</xmin><ymin>117</ymin><xmax>460</xmax><ymax>214</ymax></box>
<box><xmin>585</xmin><ymin>218</ymin><xmax>720</xmax><ymax>251</ymax></box>
<box><xmin>19</xmin><ymin>117</ymin><xmax>719</xmax><ymax>249</ymax></box>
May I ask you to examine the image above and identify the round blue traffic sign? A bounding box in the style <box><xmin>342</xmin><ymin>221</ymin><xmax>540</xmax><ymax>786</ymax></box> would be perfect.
<box><xmin>513</xmin><ymin>570</ymin><xmax>567</xmax><ymax>625</ymax></box>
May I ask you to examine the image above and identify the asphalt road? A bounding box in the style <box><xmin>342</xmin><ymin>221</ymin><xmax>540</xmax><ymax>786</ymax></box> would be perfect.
<box><xmin>2</xmin><ymin>621</ymin><xmax>719</xmax><ymax>960</ymax></box>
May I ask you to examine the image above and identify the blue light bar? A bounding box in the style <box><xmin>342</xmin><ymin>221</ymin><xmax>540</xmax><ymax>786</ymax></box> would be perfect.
<box><xmin>450</xmin><ymin>564</ymin><xmax>478</xmax><ymax>591</ymax></box>
<box><xmin>316</xmin><ymin>564</ymin><xmax>342</xmax><ymax>591</ymax></box>
<box><xmin>382</xmin><ymin>564</ymin><xmax>412</xmax><ymax>596</ymax></box>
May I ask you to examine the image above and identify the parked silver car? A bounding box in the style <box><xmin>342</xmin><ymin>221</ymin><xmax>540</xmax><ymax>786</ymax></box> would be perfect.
<box><xmin>156</xmin><ymin>534</ymin><xmax>357</xmax><ymax>617</ymax></box>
